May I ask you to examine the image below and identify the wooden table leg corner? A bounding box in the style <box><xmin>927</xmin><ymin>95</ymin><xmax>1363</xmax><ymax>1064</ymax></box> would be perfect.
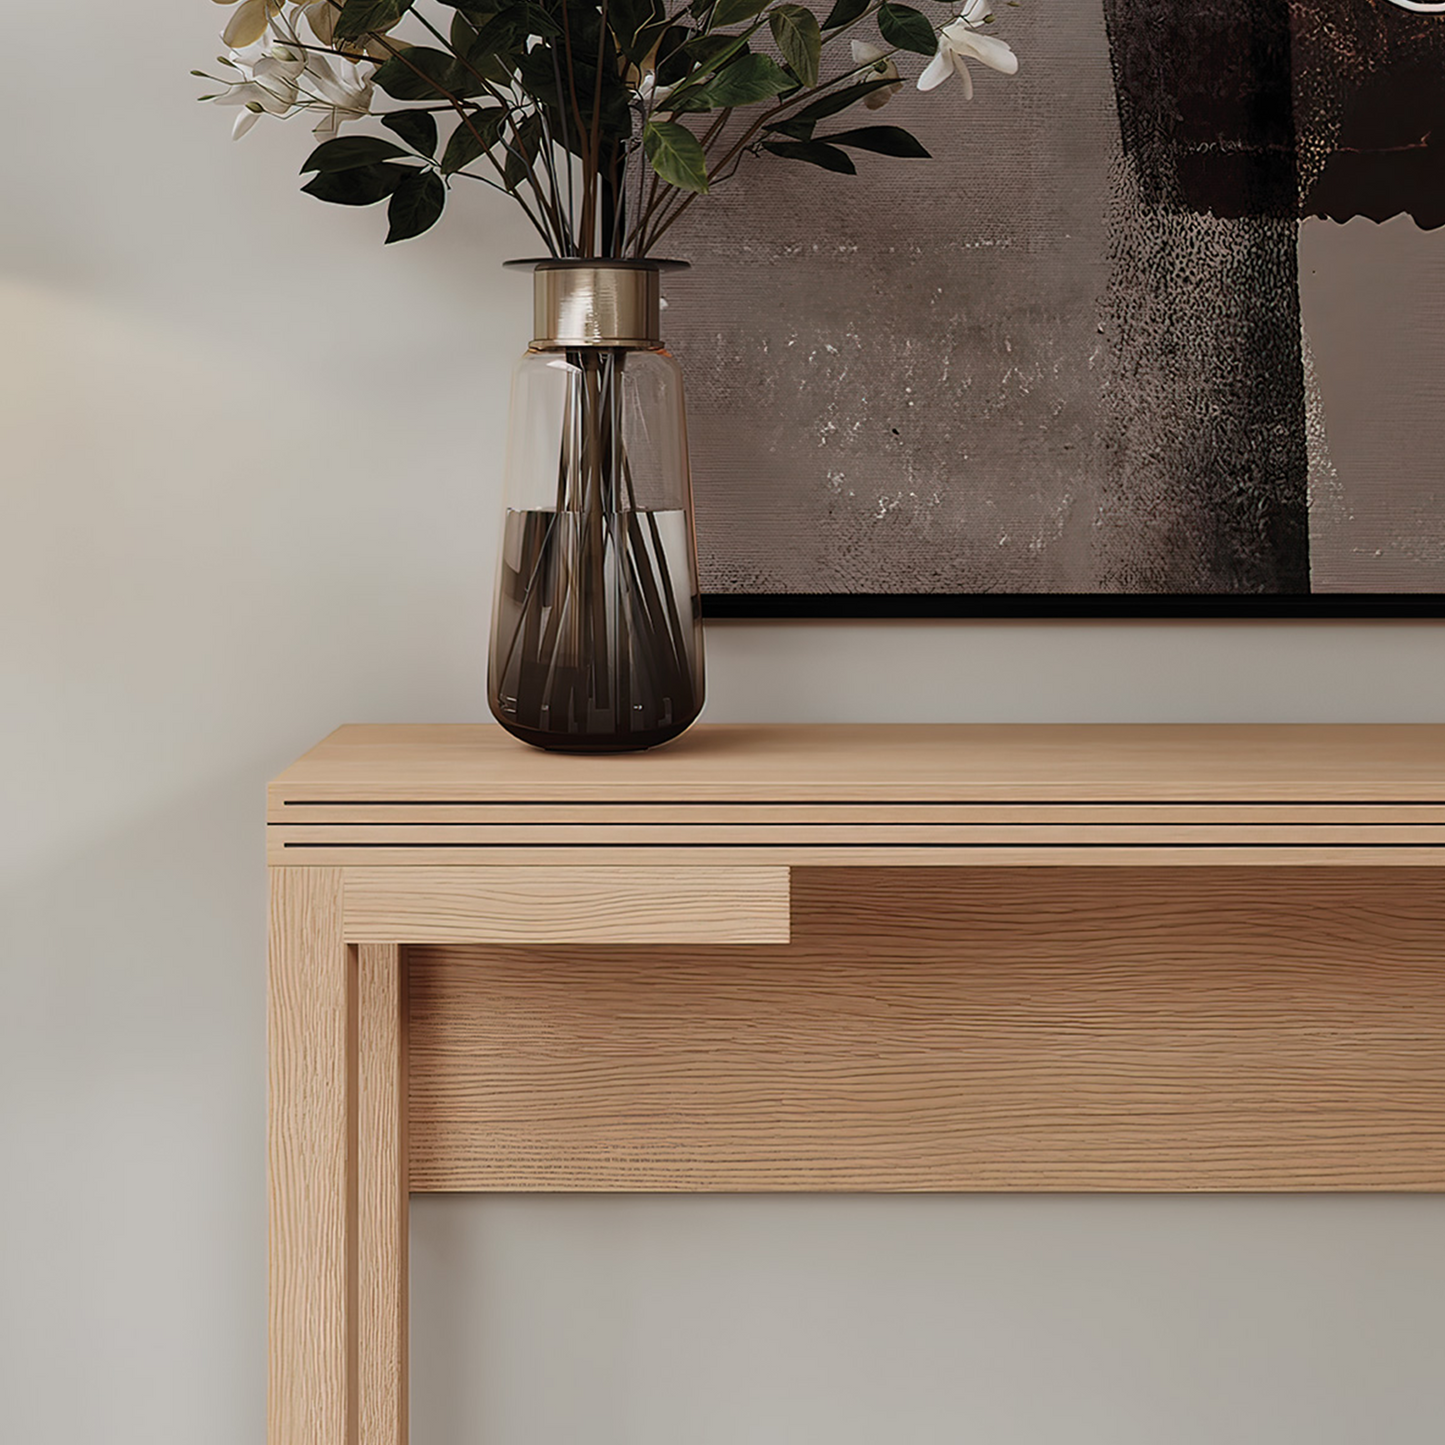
<box><xmin>269</xmin><ymin>868</ymin><xmax>409</xmax><ymax>1445</ymax></box>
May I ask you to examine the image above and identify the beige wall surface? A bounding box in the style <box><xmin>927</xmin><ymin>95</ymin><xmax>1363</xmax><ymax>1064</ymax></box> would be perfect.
<box><xmin>4</xmin><ymin>4</ymin><xmax>1445</xmax><ymax>1445</ymax></box>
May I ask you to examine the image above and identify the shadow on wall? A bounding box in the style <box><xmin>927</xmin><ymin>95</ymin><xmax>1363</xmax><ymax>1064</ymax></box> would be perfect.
<box><xmin>0</xmin><ymin>274</ymin><xmax>484</xmax><ymax>1445</ymax></box>
<box><xmin>0</xmin><ymin>773</ymin><xmax>267</xmax><ymax>1445</ymax></box>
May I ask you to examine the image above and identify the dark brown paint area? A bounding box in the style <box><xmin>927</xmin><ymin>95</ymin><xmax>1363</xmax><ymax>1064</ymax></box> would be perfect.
<box><xmin>1104</xmin><ymin>0</ymin><xmax>1445</xmax><ymax>228</ymax></box>
<box><xmin>1298</xmin><ymin>0</ymin><xmax>1445</xmax><ymax>230</ymax></box>
<box><xmin>1102</xmin><ymin>0</ymin><xmax>1300</xmax><ymax>220</ymax></box>
<box><xmin>1101</xmin><ymin>0</ymin><xmax>1311</xmax><ymax>592</ymax></box>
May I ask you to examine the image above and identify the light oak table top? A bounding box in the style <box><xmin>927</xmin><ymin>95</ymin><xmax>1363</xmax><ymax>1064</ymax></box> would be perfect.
<box><xmin>267</xmin><ymin>724</ymin><xmax>1445</xmax><ymax>867</ymax></box>
<box><xmin>272</xmin><ymin>722</ymin><xmax>1445</xmax><ymax>803</ymax></box>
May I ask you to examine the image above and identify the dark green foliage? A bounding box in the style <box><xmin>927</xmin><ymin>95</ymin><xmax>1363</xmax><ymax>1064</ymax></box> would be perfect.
<box><xmin>380</xmin><ymin>110</ymin><xmax>439</xmax><ymax>156</ymax></box>
<box><xmin>644</xmin><ymin>120</ymin><xmax>709</xmax><ymax>191</ymax></box>
<box><xmin>769</xmin><ymin>5</ymin><xmax>822</xmax><ymax>87</ymax></box>
<box><xmin>762</xmin><ymin>138</ymin><xmax>856</xmax><ymax>173</ymax></box>
<box><xmin>439</xmin><ymin>107</ymin><xmax>504</xmax><ymax>172</ymax></box>
<box><xmin>271</xmin><ymin>0</ymin><xmax>964</xmax><ymax>251</ymax></box>
<box><xmin>609</xmin><ymin>0</ymin><xmax>670</xmax><ymax>63</ymax></box>
<box><xmin>386</xmin><ymin>169</ymin><xmax>447</xmax><ymax>239</ymax></box>
<box><xmin>333</xmin><ymin>0</ymin><xmax>413</xmax><ymax>43</ymax></box>
<box><xmin>301</xmin><ymin>162</ymin><xmax>414</xmax><ymax>204</ymax></box>
<box><xmin>373</xmin><ymin>46</ymin><xmax>494</xmax><ymax>101</ymax></box>
<box><xmin>502</xmin><ymin>112</ymin><xmax>543</xmax><ymax>191</ymax></box>
<box><xmin>878</xmin><ymin>2</ymin><xmax>938</xmax><ymax>55</ymax></box>
<box><xmin>820</xmin><ymin>0</ymin><xmax>868</xmax><ymax>29</ymax></box>
<box><xmin>763</xmin><ymin>116</ymin><xmax>816</xmax><ymax>140</ymax></box>
<box><xmin>821</xmin><ymin>124</ymin><xmax>930</xmax><ymax>156</ymax></box>
<box><xmin>785</xmin><ymin>76</ymin><xmax>905</xmax><ymax>122</ymax></box>
<box><xmin>683</xmin><ymin>32</ymin><xmax>749</xmax><ymax>72</ymax></box>
<box><xmin>672</xmin><ymin>53</ymin><xmax>794</xmax><ymax>111</ymax></box>
<box><xmin>301</xmin><ymin>135</ymin><xmax>411</xmax><ymax>173</ymax></box>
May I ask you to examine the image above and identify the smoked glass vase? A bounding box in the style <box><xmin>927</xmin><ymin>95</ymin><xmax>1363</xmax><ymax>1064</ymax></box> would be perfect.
<box><xmin>487</xmin><ymin>260</ymin><xmax>705</xmax><ymax>752</ymax></box>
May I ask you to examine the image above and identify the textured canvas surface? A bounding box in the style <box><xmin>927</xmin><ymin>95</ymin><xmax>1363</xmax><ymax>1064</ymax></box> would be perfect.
<box><xmin>664</xmin><ymin>0</ymin><xmax>1445</xmax><ymax>607</ymax></box>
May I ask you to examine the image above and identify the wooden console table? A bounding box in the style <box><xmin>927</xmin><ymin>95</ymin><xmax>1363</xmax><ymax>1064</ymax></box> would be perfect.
<box><xmin>267</xmin><ymin>723</ymin><xmax>1445</xmax><ymax>1445</ymax></box>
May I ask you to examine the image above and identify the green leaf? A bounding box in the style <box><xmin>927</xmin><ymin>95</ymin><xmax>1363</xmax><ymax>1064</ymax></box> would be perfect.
<box><xmin>656</xmin><ymin>24</ymin><xmax>699</xmax><ymax>83</ymax></box>
<box><xmin>819</xmin><ymin>124</ymin><xmax>930</xmax><ymax>156</ymax></box>
<box><xmin>386</xmin><ymin>169</ymin><xmax>446</xmax><ymax>241</ymax></box>
<box><xmin>300</xmin><ymin>162</ymin><xmax>414</xmax><ymax>205</ymax></box>
<box><xmin>466</xmin><ymin>42</ymin><xmax>521</xmax><ymax>84</ymax></box>
<box><xmin>373</xmin><ymin>46</ymin><xmax>494</xmax><ymax>101</ymax></box>
<box><xmin>820</xmin><ymin>0</ymin><xmax>868</xmax><ymax>28</ymax></box>
<box><xmin>464</xmin><ymin>10</ymin><xmax>523</xmax><ymax>66</ymax></box>
<box><xmin>877</xmin><ymin>2</ymin><xmax>937</xmax><ymax>55</ymax></box>
<box><xmin>762</xmin><ymin>116</ymin><xmax>815</xmax><ymax>139</ymax></box>
<box><xmin>661</xmin><ymin>32</ymin><xmax>755</xmax><ymax>106</ymax></box>
<box><xmin>684</xmin><ymin>32</ymin><xmax>748</xmax><ymax>69</ymax></box>
<box><xmin>511</xmin><ymin>0</ymin><xmax>561</xmax><ymax>36</ymax></box>
<box><xmin>785</xmin><ymin>76</ymin><xmax>904</xmax><ymax>122</ymax></box>
<box><xmin>643</xmin><ymin>119</ymin><xmax>710</xmax><ymax>193</ymax></box>
<box><xmin>502</xmin><ymin>112</ymin><xmax>542</xmax><ymax>192</ymax></box>
<box><xmin>450</xmin><ymin>9</ymin><xmax>478</xmax><ymax>53</ymax></box>
<box><xmin>300</xmin><ymin>135</ymin><xmax>411</xmax><ymax>174</ymax></box>
<box><xmin>762</xmin><ymin>138</ymin><xmax>856</xmax><ymax>173</ymax></box>
<box><xmin>609</xmin><ymin>0</ymin><xmax>669</xmax><ymax>63</ymax></box>
<box><xmin>449</xmin><ymin>9</ymin><xmax>521</xmax><ymax>83</ymax></box>
<box><xmin>674</xmin><ymin>52</ymin><xmax>794</xmax><ymax>110</ymax></box>
<box><xmin>380</xmin><ymin>110</ymin><xmax>439</xmax><ymax>156</ymax></box>
<box><xmin>711</xmin><ymin>0</ymin><xmax>770</xmax><ymax>24</ymax></box>
<box><xmin>769</xmin><ymin>5</ymin><xmax>822</xmax><ymax>87</ymax></box>
<box><xmin>372</xmin><ymin>47</ymin><xmax>452</xmax><ymax>100</ymax></box>
<box><xmin>440</xmin><ymin>107</ymin><xmax>504</xmax><ymax>173</ymax></box>
<box><xmin>333</xmin><ymin>0</ymin><xmax>413</xmax><ymax>43</ymax></box>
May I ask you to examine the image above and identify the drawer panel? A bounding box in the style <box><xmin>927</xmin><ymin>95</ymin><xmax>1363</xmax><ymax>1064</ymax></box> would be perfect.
<box><xmin>342</xmin><ymin>866</ymin><xmax>790</xmax><ymax>944</ymax></box>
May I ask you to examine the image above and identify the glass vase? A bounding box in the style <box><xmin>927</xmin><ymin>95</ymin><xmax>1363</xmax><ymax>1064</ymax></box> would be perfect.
<box><xmin>487</xmin><ymin>260</ymin><xmax>705</xmax><ymax>752</ymax></box>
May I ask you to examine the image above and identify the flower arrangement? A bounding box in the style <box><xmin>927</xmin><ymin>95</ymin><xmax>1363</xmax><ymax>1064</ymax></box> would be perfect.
<box><xmin>194</xmin><ymin>0</ymin><xmax>1018</xmax><ymax>748</ymax></box>
<box><xmin>195</xmin><ymin>0</ymin><xmax>1018</xmax><ymax>251</ymax></box>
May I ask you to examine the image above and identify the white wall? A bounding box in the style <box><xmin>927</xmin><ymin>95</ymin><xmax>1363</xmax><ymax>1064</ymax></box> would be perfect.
<box><xmin>4</xmin><ymin>5</ymin><xmax>1445</xmax><ymax>1443</ymax></box>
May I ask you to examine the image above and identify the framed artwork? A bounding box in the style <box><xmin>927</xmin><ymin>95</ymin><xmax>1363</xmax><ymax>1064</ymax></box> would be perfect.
<box><xmin>667</xmin><ymin>0</ymin><xmax>1445</xmax><ymax>618</ymax></box>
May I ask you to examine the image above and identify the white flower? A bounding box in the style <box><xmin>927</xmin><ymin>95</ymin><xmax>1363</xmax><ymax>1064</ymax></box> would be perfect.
<box><xmin>918</xmin><ymin>1</ymin><xmax>1018</xmax><ymax>99</ymax></box>
<box><xmin>215</xmin><ymin>0</ymin><xmax>285</xmax><ymax>51</ymax></box>
<box><xmin>636</xmin><ymin>72</ymin><xmax>676</xmax><ymax>108</ymax></box>
<box><xmin>300</xmin><ymin>0</ymin><xmax>339</xmax><ymax>46</ymax></box>
<box><xmin>304</xmin><ymin>54</ymin><xmax>376</xmax><ymax>139</ymax></box>
<box><xmin>850</xmin><ymin>40</ymin><xmax>903</xmax><ymax>110</ymax></box>
<box><xmin>205</xmin><ymin>38</ymin><xmax>373</xmax><ymax>141</ymax></box>
<box><xmin>210</xmin><ymin>41</ymin><xmax>306</xmax><ymax>138</ymax></box>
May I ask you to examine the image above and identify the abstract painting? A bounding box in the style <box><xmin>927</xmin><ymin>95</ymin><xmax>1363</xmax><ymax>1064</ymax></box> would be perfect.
<box><xmin>665</xmin><ymin>0</ymin><xmax>1445</xmax><ymax>616</ymax></box>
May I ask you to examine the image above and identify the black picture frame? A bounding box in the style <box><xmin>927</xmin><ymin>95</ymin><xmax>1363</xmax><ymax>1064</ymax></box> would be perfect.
<box><xmin>701</xmin><ymin>593</ymin><xmax>1445</xmax><ymax>620</ymax></box>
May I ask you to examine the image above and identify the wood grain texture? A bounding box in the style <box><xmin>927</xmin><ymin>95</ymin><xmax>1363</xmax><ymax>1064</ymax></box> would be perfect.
<box><xmin>268</xmin><ymin>868</ymin><xmax>351</xmax><ymax>1445</ymax></box>
<box><xmin>281</xmin><ymin>844</ymin><xmax>1445</xmax><ymax>869</ymax></box>
<box><xmin>268</xmin><ymin>724</ymin><xmax>1445</xmax><ymax>864</ymax></box>
<box><xmin>356</xmin><ymin>944</ymin><xmax>406</xmax><ymax>1445</ymax></box>
<box><xmin>282</xmin><ymin>824</ymin><xmax>1445</xmax><ymax>846</ymax></box>
<box><xmin>282</xmin><ymin>844</ymin><xmax>1445</xmax><ymax>868</ymax></box>
<box><xmin>407</xmin><ymin>867</ymin><xmax>1445</xmax><ymax>1192</ymax></box>
<box><xmin>274</xmin><ymin>802</ymin><xmax>1445</xmax><ymax>824</ymax></box>
<box><xmin>343</xmin><ymin>866</ymin><xmax>790</xmax><ymax>943</ymax></box>
<box><xmin>270</xmin><ymin>723</ymin><xmax>1445</xmax><ymax>804</ymax></box>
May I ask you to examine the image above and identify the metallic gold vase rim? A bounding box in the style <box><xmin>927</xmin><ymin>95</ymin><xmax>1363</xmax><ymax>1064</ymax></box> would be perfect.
<box><xmin>517</xmin><ymin>259</ymin><xmax>684</xmax><ymax>349</ymax></box>
<box><xmin>504</xmin><ymin>257</ymin><xmax>690</xmax><ymax>271</ymax></box>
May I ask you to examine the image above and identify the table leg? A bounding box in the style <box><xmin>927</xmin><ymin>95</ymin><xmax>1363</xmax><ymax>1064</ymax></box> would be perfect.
<box><xmin>269</xmin><ymin>869</ymin><xmax>409</xmax><ymax>1445</ymax></box>
<box><xmin>358</xmin><ymin>942</ymin><xmax>408</xmax><ymax>1445</ymax></box>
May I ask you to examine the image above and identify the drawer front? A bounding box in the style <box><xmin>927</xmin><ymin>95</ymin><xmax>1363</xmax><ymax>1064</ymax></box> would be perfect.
<box><xmin>342</xmin><ymin>866</ymin><xmax>790</xmax><ymax>944</ymax></box>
